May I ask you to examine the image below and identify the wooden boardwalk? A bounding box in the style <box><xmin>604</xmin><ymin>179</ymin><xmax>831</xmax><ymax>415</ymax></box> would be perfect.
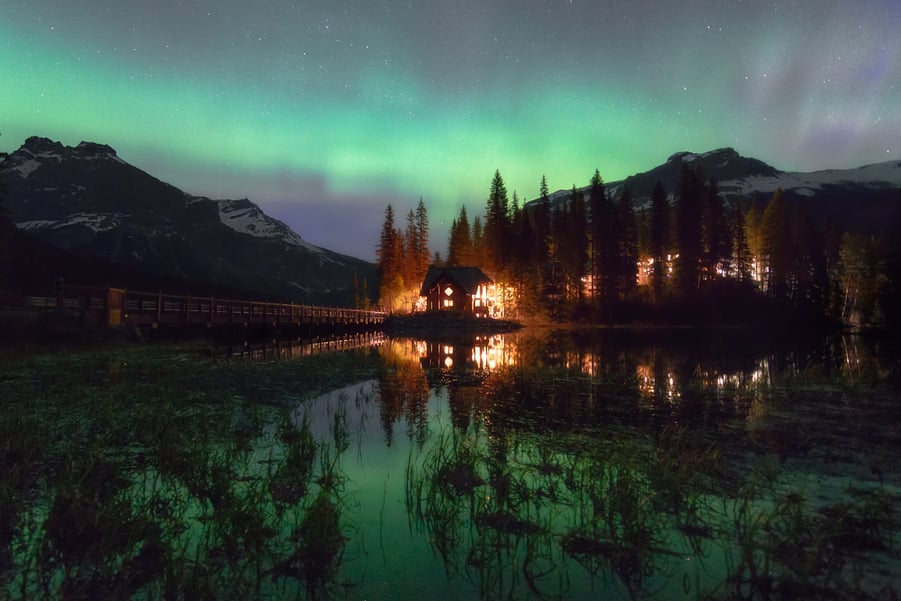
<box><xmin>12</xmin><ymin>285</ymin><xmax>386</xmax><ymax>331</ymax></box>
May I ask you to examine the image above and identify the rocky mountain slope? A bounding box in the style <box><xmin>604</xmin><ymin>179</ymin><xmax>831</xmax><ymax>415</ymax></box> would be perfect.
<box><xmin>1</xmin><ymin>137</ymin><xmax>376</xmax><ymax>305</ymax></box>
<box><xmin>534</xmin><ymin>148</ymin><xmax>901</xmax><ymax>233</ymax></box>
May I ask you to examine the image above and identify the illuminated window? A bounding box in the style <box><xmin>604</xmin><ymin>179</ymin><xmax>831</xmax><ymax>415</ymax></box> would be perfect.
<box><xmin>444</xmin><ymin>286</ymin><xmax>454</xmax><ymax>296</ymax></box>
<box><xmin>443</xmin><ymin>299</ymin><xmax>454</xmax><ymax>308</ymax></box>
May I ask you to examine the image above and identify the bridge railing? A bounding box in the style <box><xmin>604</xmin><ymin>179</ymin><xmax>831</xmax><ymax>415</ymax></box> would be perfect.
<box><xmin>7</xmin><ymin>285</ymin><xmax>387</xmax><ymax>329</ymax></box>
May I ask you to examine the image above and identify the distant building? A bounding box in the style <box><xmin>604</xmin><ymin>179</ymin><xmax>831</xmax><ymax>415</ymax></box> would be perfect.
<box><xmin>419</xmin><ymin>266</ymin><xmax>494</xmax><ymax>316</ymax></box>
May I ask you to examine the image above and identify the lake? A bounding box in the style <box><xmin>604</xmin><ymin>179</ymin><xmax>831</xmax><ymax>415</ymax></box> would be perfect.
<box><xmin>1</xmin><ymin>329</ymin><xmax>899</xmax><ymax>600</ymax></box>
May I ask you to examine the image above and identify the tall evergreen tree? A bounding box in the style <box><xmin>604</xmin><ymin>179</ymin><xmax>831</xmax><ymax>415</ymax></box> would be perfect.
<box><xmin>745</xmin><ymin>200</ymin><xmax>765</xmax><ymax>283</ymax></box>
<box><xmin>702</xmin><ymin>177</ymin><xmax>730</xmax><ymax>280</ymax></box>
<box><xmin>649</xmin><ymin>180</ymin><xmax>669</xmax><ymax>303</ymax></box>
<box><xmin>447</xmin><ymin>206</ymin><xmax>473</xmax><ymax>266</ymax></box>
<box><xmin>565</xmin><ymin>185</ymin><xmax>589</xmax><ymax>300</ymax></box>
<box><xmin>415</xmin><ymin>197</ymin><xmax>430</xmax><ymax>274</ymax></box>
<box><xmin>376</xmin><ymin>204</ymin><xmax>404</xmax><ymax>310</ymax></box>
<box><xmin>761</xmin><ymin>188</ymin><xmax>794</xmax><ymax>299</ymax></box>
<box><xmin>616</xmin><ymin>186</ymin><xmax>639</xmax><ymax>300</ymax></box>
<box><xmin>471</xmin><ymin>215</ymin><xmax>485</xmax><ymax>263</ymax></box>
<box><xmin>674</xmin><ymin>163</ymin><xmax>703</xmax><ymax>293</ymax></box>
<box><xmin>589</xmin><ymin>170</ymin><xmax>617</xmax><ymax>309</ymax></box>
<box><xmin>731</xmin><ymin>199</ymin><xmax>753</xmax><ymax>283</ymax></box>
<box><xmin>533</xmin><ymin>176</ymin><xmax>552</xmax><ymax>270</ymax></box>
<box><xmin>403</xmin><ymin>208</ymin><xmax>418</xmax><ymax>288</ymax></box>
<box><xmin>484</xmin><ymin>170</ymin><xmax>511</xmax><ymax>275</ymax></box>
<box><xmin>791</xmin><ymin>202</ymin><xmax>828</xmax><ymax>310</ymax></box>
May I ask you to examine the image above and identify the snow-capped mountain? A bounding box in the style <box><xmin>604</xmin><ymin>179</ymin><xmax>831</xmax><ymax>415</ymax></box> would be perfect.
<box><xmin>533</xmin><ymin>147</ymin><xmax>901</xmax><ymax>233</ymax></box>
<box><xmin>1</xmin><ymin>136</ymin><xmax>376</xmax><ymax>305</ymax></box>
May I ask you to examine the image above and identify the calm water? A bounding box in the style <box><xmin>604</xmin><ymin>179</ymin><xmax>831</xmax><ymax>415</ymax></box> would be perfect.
<box><xmin>1</xmin><ymin>330</ymin><xmax>899</xmax><ymax>600</ymax></box>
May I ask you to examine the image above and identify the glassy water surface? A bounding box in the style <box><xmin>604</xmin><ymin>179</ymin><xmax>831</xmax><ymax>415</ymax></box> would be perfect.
<box><xmin>1</xmin><ymin>330</ymin><xmax>899</xmax><ymax>600</ymax></box>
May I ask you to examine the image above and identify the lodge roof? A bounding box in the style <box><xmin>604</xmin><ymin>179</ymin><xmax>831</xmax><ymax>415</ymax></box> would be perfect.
<box><xmin>419</xmin><ymin>266</ymin><xmax>493</xmax><ymax>296</ymax></box>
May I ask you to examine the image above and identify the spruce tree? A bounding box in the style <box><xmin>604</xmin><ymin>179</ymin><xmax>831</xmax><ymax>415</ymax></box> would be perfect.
<box><xmin>761</xmin><ymin>188</ymin><xmax>794</xmax><ymax>299</ymax></box>
<box><xmin>731</xmin><ymin>199</ymin><xmax>753</xmax><ymax>283</ymax></box>
<box><xmin>376</xmin><ymin>204</ymin><xmax>404</xmax><ymax>310</ymax></box>
<box><xmin>674</xmin><ymin>163</ymin><xmax>703</xmax><ymax>293</ymax></box>
<box><xmin>471</xmin><ymin>216</ymin><xmax>485</xmax><ymax>263</ymax></box>
<box><xmin>744</xmin><ymin>200</ymin><xmax>765</xmax><ymax>283</ymax></box>
<box><xmin>447</xmin><ymin>206</ymin><xmax>472</xmax><ymax>266</ymax></box>
<box><xmin>649</xmin><ymin>180</ymin><xmax>669</xmax><ymax>303</ymax></box>
<box><xmin>589</xmin><ymin>170</ymin><xmax>617</xmax><ymax>309</ymax></box>
<box><xmin>484</xmin><ymin>170</ymin><xmax>511</xmax><ymax>275</ymax></box>
<box><xmin>702</xmin><ymin>178</ymin><xmax>730</xmax><ymax>280</ymax></box>
<box><xmin>533</xmin><ymin>176</ymin><xmax>552</xmax><ymax>270</ymax></box>
<box><xmin>616</xmin><ymin>186</ymin><xmax>638</xmax><ymax>300</ymax></box>
<box><xmin>415</xmin><ymin>197</ymin><xmax>429</xmax><ymax>273</ymax></box>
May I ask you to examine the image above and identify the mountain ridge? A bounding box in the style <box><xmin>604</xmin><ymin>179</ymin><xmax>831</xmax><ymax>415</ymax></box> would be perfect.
<box><xmin>533</xmin><ymin>146</ymin><xmax>901</xmax><ymax>234</ymax></box>
<box><xmin>1</xmin><ymin>136</ymin><xmax>376</xmax><ymax>305</ymax></box>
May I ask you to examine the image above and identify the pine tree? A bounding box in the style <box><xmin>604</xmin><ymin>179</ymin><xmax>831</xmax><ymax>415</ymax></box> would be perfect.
<box><xmin>557</xmin><ymin>185</ymin><xmax>588</xmax><ymax>301</ymax></box>
<box><xmin>616</xmin><ymin>186</ymin><xmax>638</xmax><ymax>300</ymax></box>
<box><xmin>415</xmin><ymin>197</ymin><xmax>429</xmax><ymax>274</ymax></box>
<box><xmin>447</xmin><ymin>206</ymin><xmax>472</xmax><ymax>266</ymax></box>
<box><xmin>376</xmin><ymin>204</ymin><xmax>404</xmax><ymax>311</ymax></box>
<box><xmin>745</xmin><ymin>200</ymin><xmax>765</xmax><ymax>283</ymax></box>
<box><xmin>404</xmin><ymin>208</ymin><xmax>418</xmax><ymax>288</ymax></box>
<box><xmin>533</xmin><ymin>176</ymin><xmax>552</xmax><ymax>270</ymax></box>
<box><xmin>792</xmin><ymin>202</ymin><xmax>828</xmax><ymax>310</ymax></box>
<box><xmin>484</xmin><ymin>170</ymin><xmax>511</xmax><ymax>275</ymax></box>
<box><xmin>731</xmin><ymin>199</ymin><xmax>753</xmax><ymax>283</ymax></box>
<box><xmin>471</xmin><ymin>215</ymin><xmax>485</xmax><ymax>266</ymax></box>
<box><xmin>589</xmin><ymin>170</ymin><xmax>617</xmax><ymax>309</ymax></box>
<box><xmin>649</xmin><ymin>180</ymin><xmax>669</xmax><ymax>303</ymax></box>
<box><xmin>674</xmin><ymin>163</ymin><xmax>703</xmax><ymax>293</ymax></box>
<box><xmin>761</xmin><ymin>188</ymin><xmax>794</xmax><ymax>299</ymax></box>
<box><xmin>702</xmin><ymin>178</ymin><xmax>730</xmax><ymax>280</ymax></box>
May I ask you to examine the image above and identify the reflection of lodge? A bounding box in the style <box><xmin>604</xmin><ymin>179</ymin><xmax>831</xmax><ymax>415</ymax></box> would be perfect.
<box><xmin>418</xmin><ymin>266</ymin><xmax>496</xmax><ymax>316</ymax></box>
<box><xmin>418</xmin><ymin>335</ymin><xmax>515</xmax><ymax>371</ymax></box>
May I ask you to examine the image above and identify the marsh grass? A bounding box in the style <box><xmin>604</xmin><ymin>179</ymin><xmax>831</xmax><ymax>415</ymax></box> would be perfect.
<box><xmin>0</xmin><ymin>344</ymin><xmax>374</xmax><ymax>600</ymax></box>
<box><xmin>406</xmin><ymin>386</ymin><xmax>900</xmax><ymax>601</ymax></box>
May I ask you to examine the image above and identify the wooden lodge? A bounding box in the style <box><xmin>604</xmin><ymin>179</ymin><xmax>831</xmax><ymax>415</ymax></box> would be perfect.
<box><xmin>419</xmin><ymin>266</ymin><xmax>494</xmax><ymax>316</ymax></box>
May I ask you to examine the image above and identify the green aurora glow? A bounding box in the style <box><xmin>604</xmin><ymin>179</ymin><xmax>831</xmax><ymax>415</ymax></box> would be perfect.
<box><xmin>2</xmin><ymin>0</ymin><xmax>899</xmax><ymax>259</ymax></box>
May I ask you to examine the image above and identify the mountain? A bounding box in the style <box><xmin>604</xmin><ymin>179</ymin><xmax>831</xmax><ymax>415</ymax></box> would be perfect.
<box><xmin>533</xmin><ymin>147</ymin><xmax>901</xmax><ymax>233</ymax></box>
<box><xmin>1</xmin><ymin>137</ymin><xmax>376</xmax><ymax>305</ymax></box>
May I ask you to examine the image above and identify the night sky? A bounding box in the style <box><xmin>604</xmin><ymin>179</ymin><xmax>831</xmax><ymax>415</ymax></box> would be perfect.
<box><xmin>2</xmin><ymin>0</ymin><xmax>899</xmax><ymax>260</ymax></box>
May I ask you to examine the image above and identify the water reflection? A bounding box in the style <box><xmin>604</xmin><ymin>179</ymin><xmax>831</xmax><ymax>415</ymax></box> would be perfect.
<box><xmin>0</xmin><ymin>331</ymin><xmax>898</xmax><ymax>599</ymax></box>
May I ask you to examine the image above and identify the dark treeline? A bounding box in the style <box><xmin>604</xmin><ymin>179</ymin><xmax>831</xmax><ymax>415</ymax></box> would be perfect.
<box><xmin>374</xmin><ymin>198</ymin><xmax>431</xmax><ymax>312</ymax></box>
<box><xmin>377</xmin><ymin>162</ymin><xmax>901</xmax><ymax>328</ymax></box>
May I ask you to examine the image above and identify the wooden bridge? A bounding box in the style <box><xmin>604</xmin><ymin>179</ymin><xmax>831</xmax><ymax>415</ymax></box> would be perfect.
<box><xmin>12</xmin><ymin>285</ymin><xmax>387</xmax><ymax>332</ymax></box>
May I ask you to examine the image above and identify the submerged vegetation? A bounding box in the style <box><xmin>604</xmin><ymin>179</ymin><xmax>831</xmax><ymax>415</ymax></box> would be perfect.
<box><xmin>0</xmin><ymin>345</ymin><xmax>379</xmax><ymax>599</ymax></box>
<box><xmin>0</xmin><ymin>330</ymin><xmax>899</xmax><ymax>599</ymax></box>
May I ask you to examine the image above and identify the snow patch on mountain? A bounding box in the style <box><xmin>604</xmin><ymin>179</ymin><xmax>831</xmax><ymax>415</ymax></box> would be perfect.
<box><xmin>17</xmin><ymin>212</ymin><xmax>129</xmax><ymax>234</ymax></box>
<box><xmin>217</xmin><ymin>199</ymin><xmax>324</xmax><ymax>253</ymax></box>
<box><xmin>722</xmin><ymin>161</ymin><xmax>901</xmax><ymax>196</ymax></box>
<box><xmin>14</xmin><ymin>159</ymin><xmax>42</xmax><ymax>178</ymax></box>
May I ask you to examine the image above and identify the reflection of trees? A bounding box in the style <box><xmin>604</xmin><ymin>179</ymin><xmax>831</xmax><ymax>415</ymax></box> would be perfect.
<box><xmin>376</xmin><ymin>340</ymin><xmax>431</xmax><ymax>447</ymax></box>
<box><xmin>404</xmin><ymin>331</ymin><xmax>900</xmax><ymax>600</ymax></box>
<box><xmin>406</xmin><ymin>423</ymin><xmax>718</xmax><ymax>599</ymax></box>
<box><xmin>0</xmin><ymin>347</ymin><xmax>370</xmax><ymax>600</ymax></box>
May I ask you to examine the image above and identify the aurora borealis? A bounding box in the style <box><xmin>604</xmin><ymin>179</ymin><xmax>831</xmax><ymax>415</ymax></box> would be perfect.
<box><xmin>2</xmin><ymin>1</ymin><xmax>899</xmax><ymax>260</ymax></box>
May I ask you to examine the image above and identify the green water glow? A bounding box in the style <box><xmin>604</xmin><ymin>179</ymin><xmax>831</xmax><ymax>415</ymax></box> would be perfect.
<box><xmin>0</xmin><ymin>331</ymin><xmax>898</xmax><ymax>599</ymax></box>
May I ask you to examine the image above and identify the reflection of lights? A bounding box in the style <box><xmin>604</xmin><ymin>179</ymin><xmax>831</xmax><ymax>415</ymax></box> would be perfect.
<box><xmin>443</xmin><ymin>345</ymin><xmax>454</xmax><ymax>355</ymax></box>
<box><xmin>444</xmin><ymin>356</ymin><xmax>454</xmax><ymax>368</ymax></box>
